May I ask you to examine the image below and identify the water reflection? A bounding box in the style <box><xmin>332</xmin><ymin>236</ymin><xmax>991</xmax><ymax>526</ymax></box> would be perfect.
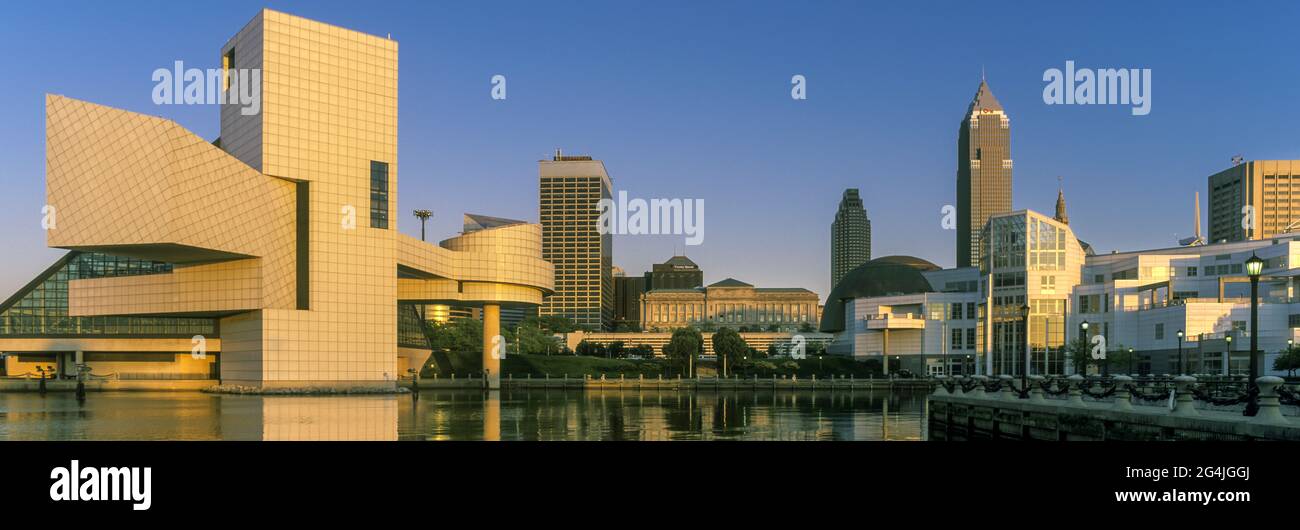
<box><xmin>402</xmin><ymin>388</ymin><xmax>927</xmax><ymax>441</ymax></box>
<box><xmin>0</xmin><ymin>388</ymin><xmax>927</xmax><ymax>441</ymax></box>
<box><xmin>243</xmin><ymin>396</ymin><xmax>398</xmax><ymax>441</ymax></box>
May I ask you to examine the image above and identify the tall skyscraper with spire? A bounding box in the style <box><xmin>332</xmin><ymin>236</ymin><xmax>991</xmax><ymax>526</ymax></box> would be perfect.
<box><xmin>956</xmin><ymin>78</ymin><xmax>1012</xmax><ymax>268</ymax></box>
<box><xmin>831</xmin><ymin>188</ymin><xmax>871</xmax><ymax>287</ymax></box>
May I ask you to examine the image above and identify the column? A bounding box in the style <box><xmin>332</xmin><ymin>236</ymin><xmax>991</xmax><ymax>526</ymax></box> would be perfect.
<box><xmin>483</xmin><ymin>390</ymin><xmax>501</xmax><ymax>441</ymax></box>
<box><xmin>483</xmin><ymin>303</ymin><xmax>501</xmax><ymax>389</ymax></box>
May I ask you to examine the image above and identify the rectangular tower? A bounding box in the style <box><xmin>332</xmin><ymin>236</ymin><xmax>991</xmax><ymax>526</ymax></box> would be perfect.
<box><xmin>957</xmin><ymin>80</ymin><xmax>1012</xmax><ymax>268</ymax></box>
<box><xmin>831</xmin><ymin>188</ymin><xmax>871</xmax><ymax>287</ymax></box>
<box><xmin>1208</xmin><ymin>160</ymin><xmax>1300</xmax><ymax>242</ymax></box>
<box><xmin>218</xmin><ymin>9</ymin><xmax>399</xmax><ymax>387</ymax></box>
<box><xmin>539</xmin><ymin>152</ymin><xmax>613</xmax><ymax>330</ymax></box>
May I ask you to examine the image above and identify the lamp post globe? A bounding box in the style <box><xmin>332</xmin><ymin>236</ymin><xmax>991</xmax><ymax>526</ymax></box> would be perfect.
<box><xmin>1176</xmin><ymin>329</ymin><xmax>1185</xmax><ymax>376</ymax></box>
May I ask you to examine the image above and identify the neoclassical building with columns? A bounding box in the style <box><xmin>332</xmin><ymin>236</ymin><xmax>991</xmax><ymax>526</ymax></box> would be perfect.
<box><xmin>640</xmin><ymin>278</ymin><xmax>821</xmax><ymax>331</ymax></box>
<box><xmin>1</xmin><ymin>9</ymin><xmax>551</xmax><ymax>390</ymax></box>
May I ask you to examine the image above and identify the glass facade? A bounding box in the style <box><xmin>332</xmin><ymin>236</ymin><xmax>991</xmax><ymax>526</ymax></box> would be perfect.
<box><xmin>370</xmin><ymin>160</ymin><xmax>389</xmax><ymax>229</ymax></box>
<box><xmin>981</xmin><ymin>212</ymin><xmax>1076</xmax><ymax>376</ymax></box>
<box><xmin>397</xmin><ymin>303</ymin><xmax>428</xmax><ymax>349</ymax></box>
<box><xmin>0</xmin><ymin>252</ymin><xmax>216</xmax><ymax>337</ymax></box>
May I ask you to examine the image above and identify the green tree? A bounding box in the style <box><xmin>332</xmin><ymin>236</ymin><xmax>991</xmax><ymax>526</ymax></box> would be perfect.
<box><xmin>1067</xmin><ymin>335</ymin><xmax>1097</xmax><ymax>375</ymax></box>
<box><xmin>1105</xmin><ymin>344</ymin><xmax>1138</xmax><ymax>374</ymax></box>
<box><xmin>426</xmin><ymin>319</ymin><xmax>483</xmax><ymax>354</ymax></box>
<box><xmin>520</xmin><ymin>315</ymin><xmax>580</xmax><ymax>334</ymax></box>
<box><xmin>575</xmin><ymin>340</ymin><xmax>600</xmax><ymax>357</ymax></box>
<box><xmin>514</xmin><ymin>322</ymin><xmax>562</xmax><ymax>355</ymax></box>
<box><xmin>798</xmin><ymin>322</ymin><xmax>815</xmax><ymax>333</ymax></box>
<box><xmin>608</xmin><ymin>340</ymin><xmax>626</xmax><ymax>359</ymax></box>
<box><xmin>712</xmin><ymin>327</ymin><xmax>748</xmax><ymax>377</ymax></box>
<box><xmin>664</xmin><ymin>327</ymin><xmax>703</xmax><ymax>376</ymax></box>
<box><xmin>1273</xmin><ymin>347</ymin><xmax>1300</xmax><ymax>377</ymax></box>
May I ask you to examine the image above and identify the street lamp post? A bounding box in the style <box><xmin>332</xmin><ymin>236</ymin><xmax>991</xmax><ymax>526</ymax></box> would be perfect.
<box><xmin>1177</xmin><ymin>329</ymin><xmax>1184</xmax><ymax>376</ymax></box>
<box><xmin>1079</xmin><ymin>321</ymin><xmax>1089</xmax><ymax>376</ymax></box>
<box><xmin>1244</xmin><ymin>253</ymin><xmax>1264</xmax><ymax>416</ymax></box>
<box><xmin>1021</xmin><ymin>305</ymin><xmax>1031</xmax><ymax>392</ymax></box>
<box><xmin>1127</xmin><ymin>347</ymin><xmax>1134</xmax><ymax>375</ymax></box>
<box><xmin>1225</xmin><ymin>334</ymin><xmax>1233</xmax><ymax>377</ymax></box>
<box><xmin>942</xmin><ymin>321</ymin><xmax>949</xmax><ymax>378</ymax></box>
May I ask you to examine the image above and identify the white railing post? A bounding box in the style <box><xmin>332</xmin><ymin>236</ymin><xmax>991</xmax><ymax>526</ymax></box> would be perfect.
<box><xmin>1066</xmin><ymin>374</ymin><xmax>1085</xmax><ymax>407</ymax></box>
<box><xmin>1028</xmin><ymin>375</ymin><xmax>1045</xmax><ymax>403</ymax></box>
<box><xmin>1171</xmin><ymin>375</ymin><xmax>1198</xmax><ymax>416</ymax></box>
<box><xmin>1252</xmin><ymin>376</ymin><xmax>1289</xmax><ymax>425</ymax></box>
<box><xmin>1111</xmin><ymin>375</ymin><xmax>1134</xmax><ymax>411</ymax></box>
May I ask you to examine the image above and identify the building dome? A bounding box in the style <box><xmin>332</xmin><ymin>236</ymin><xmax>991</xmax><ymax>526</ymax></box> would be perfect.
<box><xmin>818</xmin><ymin>255</ymin><xmax>939</xmax><ymax>333</ymax></box>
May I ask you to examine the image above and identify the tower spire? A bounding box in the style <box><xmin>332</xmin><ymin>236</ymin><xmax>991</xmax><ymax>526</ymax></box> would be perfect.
<box><xmin>1054</xmin><ymin>176</ymin><xmax>1069</xmax><ymax>225</ymax></box>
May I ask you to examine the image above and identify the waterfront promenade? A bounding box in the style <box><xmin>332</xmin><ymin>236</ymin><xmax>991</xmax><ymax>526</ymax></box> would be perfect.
<box><xmin>929</xmin><ymin>375</ymin><xmax>1300</xmax><ymax>441</ymax></box>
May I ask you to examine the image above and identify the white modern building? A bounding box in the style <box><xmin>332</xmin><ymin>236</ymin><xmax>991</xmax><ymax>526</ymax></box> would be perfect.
<box><xmin>823</xmin><ymin>208</ymin><xmax>1300</xmax><ymax>378</ymax></box>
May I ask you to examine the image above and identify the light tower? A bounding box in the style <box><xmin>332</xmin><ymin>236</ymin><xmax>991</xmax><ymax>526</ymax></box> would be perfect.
<box><xmin>413</xmin><ymin>209</ymin><xmax>433</xmax><ymax>241</ymax></box>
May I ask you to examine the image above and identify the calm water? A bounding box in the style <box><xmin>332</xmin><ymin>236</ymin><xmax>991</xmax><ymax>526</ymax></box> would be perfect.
<box><xmin>0</xmin><ymin>389</ymin><xmax>927</xmax><ymax>441</ymax></box>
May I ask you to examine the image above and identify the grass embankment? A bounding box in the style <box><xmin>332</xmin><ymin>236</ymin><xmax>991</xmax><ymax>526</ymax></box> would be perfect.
<box><xmin>425</xmin><ymin>352</ymin><xmax>883</xmax><ymax>379</ymax></box>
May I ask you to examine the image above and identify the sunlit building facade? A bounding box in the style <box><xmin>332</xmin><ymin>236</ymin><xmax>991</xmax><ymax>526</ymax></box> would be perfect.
<box><xmin>4</xmin><ymin>9</ymin><xmax>552</xmax><ymax>389</ymax></box>
<box><xmin>1208</xmin><ymin>160</ymin><xmax>1300</xmax><ymax>242</ymax></box>
<box><xmin>539</xmin><ymin>152</ymin><xmax>614</xmax><ymax>331</ymax></box>
<box><xmin>641</xmin><ymin>279</ymin><xmax>821</xmax><ymax>332</ymax></box>
<box><xmin>824</xmin><ymin>208</ymin><xmax>1300</xmax><ymax>378</ymax></box>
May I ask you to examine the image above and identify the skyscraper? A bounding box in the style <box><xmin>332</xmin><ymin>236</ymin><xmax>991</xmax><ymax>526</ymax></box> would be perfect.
<box><xmin>539</xmin><ymin>150</ymin><xmax>614</xmax><ymax>330</ymax></box>
<box><xmin>956</xmin><ymin>79</ymin><xmax>1012</xmax><ymax>268</ymax></box>
<box><xmin>831</xmin><ymin>189</ymin><xmax>871</xmax><ymax>288</ymax></box>
<box><xmin>1208</xmin><ymin>160</ymin><xmax>1300</xmax><ymax>242</ymax></box>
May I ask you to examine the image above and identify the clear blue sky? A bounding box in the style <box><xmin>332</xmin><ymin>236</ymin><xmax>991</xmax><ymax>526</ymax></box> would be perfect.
<box><xmin>1</xmin><ymin>0</ymin><xmax>1298</xmax><ymax>301</ymax></box>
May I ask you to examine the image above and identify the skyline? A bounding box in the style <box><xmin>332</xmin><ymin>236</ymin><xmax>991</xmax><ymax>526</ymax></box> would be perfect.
<box><xmin>2</xmin><ymin>1</ymin><xmax>1300</xmax><ymax>302</ymax></box>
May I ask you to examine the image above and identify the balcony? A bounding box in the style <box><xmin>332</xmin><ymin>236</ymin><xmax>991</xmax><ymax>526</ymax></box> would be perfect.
<box><xmin>864</xmin><ymin>313</ymin><xmax>926</xmax><ymax>330</ymax></box>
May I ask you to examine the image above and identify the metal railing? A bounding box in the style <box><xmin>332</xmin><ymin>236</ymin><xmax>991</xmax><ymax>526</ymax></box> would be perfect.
<box><xmin>931</xmin><ymin>373</ymin><xmax>1298</xmax><ymax>420</ymax></box>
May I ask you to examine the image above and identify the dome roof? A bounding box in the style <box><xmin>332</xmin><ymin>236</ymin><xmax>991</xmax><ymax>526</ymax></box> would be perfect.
<box><xmin>819</xmin><ymin>256</ymin><xmax>939</xmax><ymax>333</ymax></box>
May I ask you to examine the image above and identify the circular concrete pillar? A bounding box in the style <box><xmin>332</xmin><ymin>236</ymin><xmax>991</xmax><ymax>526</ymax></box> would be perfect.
<box><xmin>483</xmin><ymin>303</ymin><xmax>501</xmax><ymax>390</ymax></box>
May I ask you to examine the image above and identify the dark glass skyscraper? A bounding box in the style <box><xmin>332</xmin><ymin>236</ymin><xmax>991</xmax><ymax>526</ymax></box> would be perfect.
<box><xmin>831</xmin><ymin>189</ymin><xmax>871</xmax><ymax>288</ymax></box>
<box><xmin>957</xmin><ymin>79</ymin><xmax>1012</xmax><ymax>268</ymax></box>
